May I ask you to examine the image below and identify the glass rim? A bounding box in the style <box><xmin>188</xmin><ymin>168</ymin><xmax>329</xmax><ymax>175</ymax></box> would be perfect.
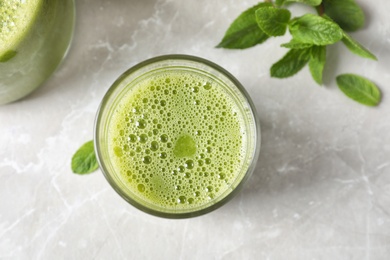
<box><xmin>94</xmin><ymin>54</ymin><xmax>261</xmax><ymax>218</ymax></box>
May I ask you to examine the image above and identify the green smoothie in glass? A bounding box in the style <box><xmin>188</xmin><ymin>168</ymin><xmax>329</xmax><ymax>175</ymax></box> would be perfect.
<box><xmin>0</xmin><ymin>0</ymin><xmax>75</xmax><ymax>105</ymax></box>
<box><xmin>95</xmin><ymin>55</ymin><xmax>260</xmax><ymax>218</ymax></box>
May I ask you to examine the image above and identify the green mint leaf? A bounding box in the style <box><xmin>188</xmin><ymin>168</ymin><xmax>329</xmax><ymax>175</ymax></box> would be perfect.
<box><xmin>71</xmin><ymin>140</ymin><xmax>99</xmax><ymax>174</ymax></box>
<box><xmin>271</xmin><ymin>48</ymin><xmax>311</xmax><ymax>78</ymax></box>
<box><xmin>323</xmin><ymin>0</ymin><xmax>364</xmax><ymax>32</ymax></box>
<box><xmin>342</xmin><ymin>32</ymin><xmax>377</xmax><ymax>60</ymax></box>
<box><xmin>289</xmin><ymin>14</ymin><xmax>343</xmax><ymax>45</ymax></box>
<box><xmin>255</xmin><ymin>6</ymin><xmax>291</xmax><ymax>37</ymax></box>
<box><xmin>281</xmin><ymin>39</ymin><xmax>313</xmax><ymax>49</ymax></box>
<box><xmin>284</xmin><ymin>0</ymin><xmax>322</xmax><ymax>6</ymax></box>
<box><xmin>309</xmin><ymin>46</ymin><xmax>326</xmax><ymax>85</ymax></box>
<box><xmin>275</xmin><ymin>0</ymin><xmax>286</xmax><ymax>7</ymax></box>
<box><xmin>0</xmin><ymin>50</ymin><xmax>17</xmax><ymax>62</ymax></box>
<box><xmin>216</xmin><ymin>2</ymin><xmax>272</xmax><ymax>49</ymax></box>
<box><xmin>336</xmin><ymin>74</ymin><xmax>381</xmax><ymax>106</ymax></box>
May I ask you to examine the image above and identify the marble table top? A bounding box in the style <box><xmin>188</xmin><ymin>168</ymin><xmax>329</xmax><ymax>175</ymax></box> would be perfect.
<box><xmin>1</xmin><ymin>0</ymin><xmax>390</xmax><ymax>259</ymax></box>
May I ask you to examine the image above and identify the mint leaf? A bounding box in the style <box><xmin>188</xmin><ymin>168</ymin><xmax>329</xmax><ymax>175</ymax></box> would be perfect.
<box><xmin>281</xmin><ymin>39</ymin><xmax>313</xmax><ymax>49</ymax></box>
<box><xmin>309</xmin><ymin>46</ymin><xmax>326</xmax><ymax>85</ymax></box>
<box><xmin>289</xmin><ymin>14</ymin><xmax>343</xmax><ymax>45</ymax></box>
<box><xmin>271</xmin><ymin>48</ymin><xmax>311</xmax><ymax>78</ymax></box>
<box><xmin>337</xmin><ymin>74</ymin><xmax>381</xmax><ymax>106</ymax></box>
<box><xmin>275</xmin><ymin>0</ymin><xmax>286</xmax><ymax>7</ymax></box>
<box><xmin>72</xmin><ymin>140</ymin><xmax>99</xmax><ymax>174</ymax></box>
<box><xmin>284</xmin><ymin>0</ymin><xmax>322</xmax><ymax>6</ymax></box>
<box><xmin>323</xmin><ymin>0</ymin><xmax>364</xmax><ymax>32</ymax></box>
<box><xmin>0</xmin><ymin>50</ymin><xmax>17</xmax><ymax>62</ymax></box>
<box><xmin>216</xmin><ymin>2</ymin><xmax>272</xmax><ymax>49</ymax></box>
<box><xmin>255</xmin><ymin>6</ymin><xmax>291</xmax><ymax>37</ymax></box>
<box><xmin>342</xmin><ymin>32</ymin><xmax>377</xmax><ymax>60</ymax></box>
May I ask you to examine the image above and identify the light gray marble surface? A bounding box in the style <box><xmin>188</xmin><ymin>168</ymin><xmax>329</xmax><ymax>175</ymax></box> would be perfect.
<box><xmin>1</xmin><ymin>0</ymin><xmax>390</xmax><ymax>259</ymax></box>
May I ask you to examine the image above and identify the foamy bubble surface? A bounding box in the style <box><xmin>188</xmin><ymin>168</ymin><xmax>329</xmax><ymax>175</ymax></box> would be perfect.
<box><xmin>108</xmin><ymin>70</ymin><xmax>248</xmax><ymax>211</ymax></box>
<box><xmin>0</xmin><ymin>0</ymin><xmax>41</xmax><ymax>55</ymax></box>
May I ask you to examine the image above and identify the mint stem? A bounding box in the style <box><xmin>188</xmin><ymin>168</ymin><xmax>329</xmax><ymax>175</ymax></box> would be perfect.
<box><xmin>316</xmin><ymin>3</ymin><xmax>324</xmax><ymax>16</ymax></box>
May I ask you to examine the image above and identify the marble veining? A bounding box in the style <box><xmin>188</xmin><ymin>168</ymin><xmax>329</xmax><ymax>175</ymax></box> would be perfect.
<box><xmin>1</xmin><ymin>0</ymin><xmax>390</xmax><ymax>259</ymax></box>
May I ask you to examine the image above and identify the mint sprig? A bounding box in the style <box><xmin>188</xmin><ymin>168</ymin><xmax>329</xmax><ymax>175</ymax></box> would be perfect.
<box><xmin>71</xmin><ymin>140</ymin><xmax>99</xmax><ymax>174</ymax></box>
<box><xmin>217</xmin><ymin>0</ymin><xmax>381</xmax><ymax>106</ymax></box>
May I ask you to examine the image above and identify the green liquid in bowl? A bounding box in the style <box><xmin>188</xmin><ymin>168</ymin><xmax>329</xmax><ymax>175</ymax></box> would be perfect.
<box><xmin>0</xmin><ymin>0</ymin><xmax>75</xmax><ymax>104</ymax></box>
<box><xmin>0</xmin><ymin>0</ymin><xmax>40</xmax><ymax>54</ymax></box>
<box><xmin>95</xmin><ymin>56</ymin><xmax>260</xmax><ymax>218</ymax></box>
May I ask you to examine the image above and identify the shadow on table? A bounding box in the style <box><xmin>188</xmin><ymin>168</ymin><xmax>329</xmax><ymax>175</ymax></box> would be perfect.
<box><xmin>219</xmin><ymin>103</ymin><xmax>356</xmax><ymax>216</ymax></box>
<box><xmin>235</xmin><ymin>112</ymin><xmax>327</xmax><ymax>205</ymax></box>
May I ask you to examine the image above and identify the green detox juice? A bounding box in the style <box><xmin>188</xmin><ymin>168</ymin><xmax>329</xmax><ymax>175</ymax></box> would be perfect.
<box><xmin>95</xmin><ymin>56</ymin><xmax>260</xmax><ymax>218</ymax></box>
<box><xmin>0</xmin><ymin>0</ymin><xmax>75</xmax><ymax>104</ymax></box>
